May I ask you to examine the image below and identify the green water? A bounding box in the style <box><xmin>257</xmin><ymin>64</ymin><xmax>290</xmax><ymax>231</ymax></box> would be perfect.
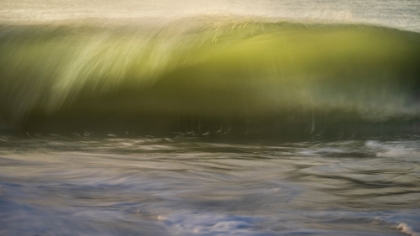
<box><xmin>1</xmin><ymin>19</ymin><xmax>419</xmax><ymax>134</ymax></box>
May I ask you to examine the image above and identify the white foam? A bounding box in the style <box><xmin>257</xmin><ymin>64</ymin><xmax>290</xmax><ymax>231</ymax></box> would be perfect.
<box><xmin>396</xmin><ymin>223</ymin><xmax>420</xmax><ymax>236</ymax></box>
<box><xmin>0</xmin><ymin>0</ymin><xmax>419</xmax><ymax>32</ymax></box>
<box><xmin>161</xmin><ymin>212</ymin><xmax>260</xmax><ymax>236</ymax></box>
<box><xmin>377</xmin><ymin>149</ymin><xmax>420</xmax><ymax>158</ymax></box>
<box><xmin>366</xmin><ymin>140</ymin><xmax>420</xmax><ymax>158</ymax></box>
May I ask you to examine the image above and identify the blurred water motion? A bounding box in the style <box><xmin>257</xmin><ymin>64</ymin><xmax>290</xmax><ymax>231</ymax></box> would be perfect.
<box><xmin>1</xmin><ymin>0</ymin><xmax>420</xmax><ymax>235</ymax></box>
<box><xmin>0</xmin><ymin>136</ymin><xmax>419</xmax><ymax>235</ymax></box>
<box><xmin>1</xmin><ymin>20</ymin><xmax>420</xmax><ymax>134</ymax></box>
<box><xmin>1</xmin><ymin>1</ymin><xmax>420</xmax><ymax>132</ymax></box>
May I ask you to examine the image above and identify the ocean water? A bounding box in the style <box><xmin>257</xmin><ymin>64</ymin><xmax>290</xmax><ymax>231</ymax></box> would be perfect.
<box><xmin>1</xmin><ymin>0</ymin><xmax>420</xmax><ymax>235</ymax></box>
<box><xmin>0</xmin><ymin>136</ymin><xmax>419</xmax><ymax>235</ymax></box>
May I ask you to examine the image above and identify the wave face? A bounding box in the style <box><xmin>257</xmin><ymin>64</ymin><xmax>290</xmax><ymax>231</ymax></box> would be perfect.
<box><xmin>1</xmin><ymin>18</ymin><xmax>420</xmax><ymax>135</ymax></box>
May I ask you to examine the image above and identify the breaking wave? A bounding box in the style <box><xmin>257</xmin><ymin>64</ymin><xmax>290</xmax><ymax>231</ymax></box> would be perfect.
<box><xmin>1</xmin><ymin>17</ymin><xmax>419</xmax><ymax>135</ymax></box>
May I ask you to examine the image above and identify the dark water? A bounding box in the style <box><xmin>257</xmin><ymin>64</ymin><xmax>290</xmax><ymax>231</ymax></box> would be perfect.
<box><xmin>0</xmin><ymin>135</ymin><xmax>419</xmax><ymax>235</ymax></box>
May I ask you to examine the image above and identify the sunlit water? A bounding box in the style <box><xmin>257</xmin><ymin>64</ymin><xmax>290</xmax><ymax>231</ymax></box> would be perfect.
<box><xmin>0</xmin><ymin>0</ymin><xmax>420</xmax><ymax>32</ymax></box>
<box><xmin>0</xmin><ymin>135</ymin><xmax>419</xmax><ymax>235</ymax></box>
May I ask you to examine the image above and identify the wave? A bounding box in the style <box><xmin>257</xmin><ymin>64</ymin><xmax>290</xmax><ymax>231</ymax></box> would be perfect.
<box><xmin>1</xmin><ymin>17</ymin><xmax>420</xmax><ymax>135</ymax></box>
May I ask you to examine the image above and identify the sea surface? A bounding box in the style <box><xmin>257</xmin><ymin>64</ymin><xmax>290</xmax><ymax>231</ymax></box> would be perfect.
<box><xmin>1</xmin><ymin>0</ymin><xmax>420</xmax><ymax>235</ymax></box>
<box><xmin>0</xmin><ymin>135</ymin><xmax>419</xmax><ymax>235</ymax></box>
